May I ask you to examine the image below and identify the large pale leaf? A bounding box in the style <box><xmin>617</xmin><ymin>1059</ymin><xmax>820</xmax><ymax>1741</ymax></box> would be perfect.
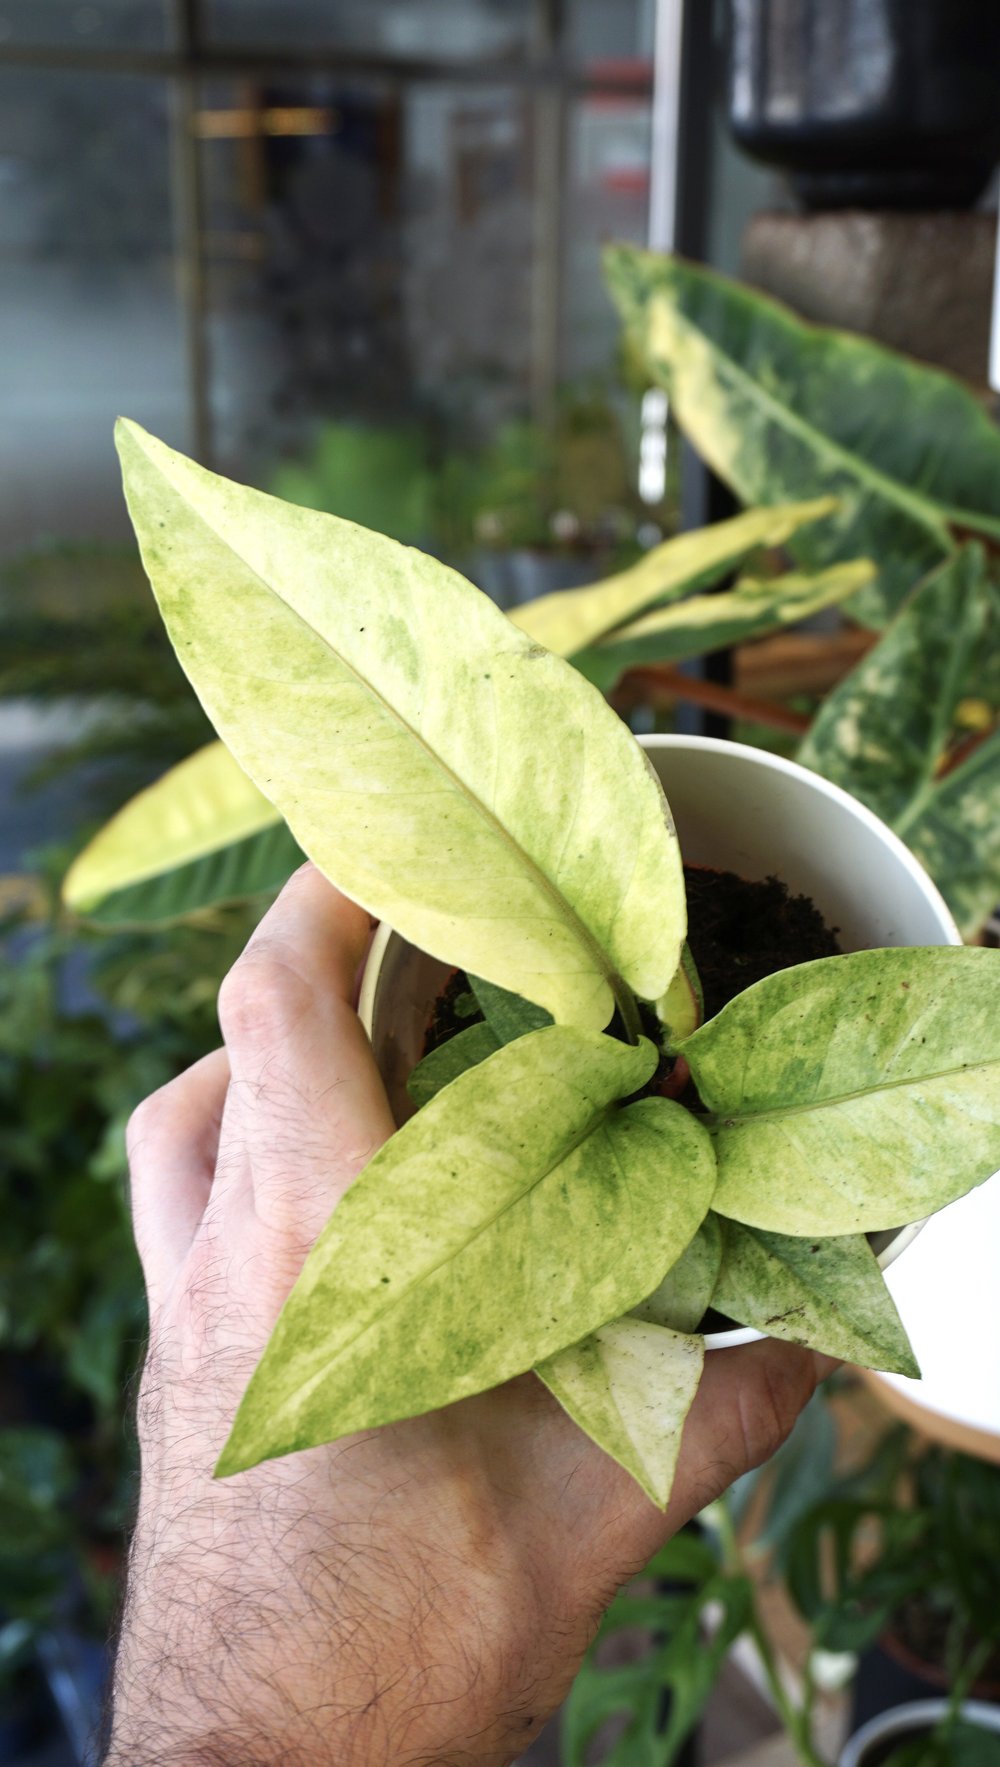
<box><xmin>62</xmin><ymin>741</ymin><xmax>297</xmax><ymax>922</ymax></box>
<box><xmin>510</xmin><ymin>498</ymin><xmax>836</xmax><ymax>657</ymax></box>
<box><xmin>906</xmin><ymin>728</ymin><xmax>1000</xmax><ymax>939</ymax></box>
<box><xmin>712</xmin><ymin>1221</ymin><xmax>919</xmax><ymax>1376</ymax></box>
<box><xmin>575</xmin><ymin>560</ymin><xmax>873</xmax><ymax>693</ymax></box>
<box><xmin>677</xmin><ymin>947</ymin><xmax>1000</xmax><ymax>1236</ymax></box>
<box><xmin>537</xmin><ymin>1319</ymin><xmax>704</xmax><ymax>1508</ymax></box>
<box><xmin>632</xmin><ymin>1214</ymin><xmax>722</xmax><ymax>1333</ymax></box>
<box><xmin>217</xmin><ymin>1030</ymin><xmax>720</xmax><ymax>1475</ymax></box>
<box><xmin>117</xmin><ymin>420</ymin><xmax>685</xmax><ymax>1031</ymax></box>
<box><xmin>606</xmin><ymin>247</ymin><xmax>1000</xmax><ymax>625</ymax></box>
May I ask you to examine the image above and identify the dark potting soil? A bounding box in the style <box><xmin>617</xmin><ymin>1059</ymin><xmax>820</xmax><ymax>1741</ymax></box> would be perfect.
<box><xmin>684</xmin><ymin>865</ymin><xmax>840</xmax><ymax>1021</ymax></box>
<box><xmin>422</xmin><ymin>866</ymin><xmax>841</xmax><ymax>1058</ymax></box>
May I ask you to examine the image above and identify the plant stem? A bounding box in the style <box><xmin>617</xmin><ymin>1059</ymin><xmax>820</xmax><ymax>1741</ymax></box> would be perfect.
<box><xmin>615</xmin><ymin>979</ymin><xmax>643</xmax><ymax>1045</ymax></box>
<box><xmin>715</xmin><ymin>1501</ymin><xmax>829</xmax><ymax>1767</ymax></box>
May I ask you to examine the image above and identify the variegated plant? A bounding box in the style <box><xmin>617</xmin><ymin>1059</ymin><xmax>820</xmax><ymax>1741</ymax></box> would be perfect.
<box><xmin>605</xmin><ymin>245</ymin><xmax>1000</xmax><ymax>937</ymax></box>
<box><xmin>65</xmin><ymin>424</ymin><xmax>1000</xmax><ymax>1509</ymax></box>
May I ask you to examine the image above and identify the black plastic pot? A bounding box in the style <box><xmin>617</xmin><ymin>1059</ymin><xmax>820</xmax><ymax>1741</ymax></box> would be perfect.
<box><xmin>726</xmin><ymin>0</ymin><xmax>1000</xmax><ymax>209</ymax></box>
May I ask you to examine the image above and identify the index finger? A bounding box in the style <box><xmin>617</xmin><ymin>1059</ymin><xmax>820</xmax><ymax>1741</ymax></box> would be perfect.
<box><xmin>216</xmin><ymin>864</ymin><xmax>395</xmax><ymax>1237</ymax></box>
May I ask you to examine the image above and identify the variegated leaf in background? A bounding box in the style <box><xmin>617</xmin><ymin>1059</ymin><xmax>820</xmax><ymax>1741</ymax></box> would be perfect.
<box><xmin>573</xmin><ymin>559</ymin><xmax>873</xmax><ymax>694</ymax></box>
<box><xmin>63</xmin><ymin>741</ymin><xmax>296</xmax><ymax>924</ymax></box>
<box><xmin>605</xmin><ymin>246</ymin><xmax>1000</xmax><ymax>627</ymax></box>
<box><xmin>511</xmin><ymin>497</ymin><xmax>836</xmax><ymax>657</ymax></box>
<box><xmin>799</xmin><ymin>548</ymin><xmax>1000</xmax><ymax>936</ymax></box>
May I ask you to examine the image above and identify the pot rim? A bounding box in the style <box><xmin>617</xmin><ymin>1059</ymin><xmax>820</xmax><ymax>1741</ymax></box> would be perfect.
<box><xmin>840</xmin><ymin>1698</ymin><xmax>1000</xmax><ymax>1767</ymax></box>
<box><xmin>358</xmin><ymin>734</ymin><xmax>962</xmax><ymax>1355</ymax></box>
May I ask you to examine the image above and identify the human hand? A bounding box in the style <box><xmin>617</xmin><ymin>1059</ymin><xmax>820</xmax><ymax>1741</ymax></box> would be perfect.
<box><xmin>107</xmin><ymin>864</ymin><xmax>833</xmax><ymax>1767</ymax></box>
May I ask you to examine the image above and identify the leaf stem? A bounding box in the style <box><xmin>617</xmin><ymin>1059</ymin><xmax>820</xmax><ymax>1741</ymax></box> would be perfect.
<box><xmin>716</xmin><ymin>1500</ymin><xmax>828</xmax><ymax>1767</ymax></box>
<box><xmin>614</xmin><ymin>979</ymin><xmax>643</xmax><ymax>1045</ymax></box>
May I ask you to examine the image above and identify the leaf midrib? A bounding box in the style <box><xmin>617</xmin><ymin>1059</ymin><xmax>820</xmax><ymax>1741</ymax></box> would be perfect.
<box><xmin>703</xmin><ymin>1055</ymin><xmax>997</xmax><ymax>1128</ymax></box>
<box><xmin>258</xmin><ymin>1106</ymin><xmax>618</xmax><ymax>1431</ymax></box>
<box><xmin>153</xmin><ymin>445</ymin><xmax>639</xmax><ymax>1019</ymax></box>
<box><xmin>658</xmin><ymin>301</ymin><xmax>970</xmax><ymax>550</ymax></box>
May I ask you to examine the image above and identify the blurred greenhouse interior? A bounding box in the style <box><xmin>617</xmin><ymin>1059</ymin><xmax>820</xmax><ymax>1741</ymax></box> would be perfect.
<box><xmin>3</xmin><ymin>3</ymin><xmax>1000</xmax><ymax>1766</ymax></box>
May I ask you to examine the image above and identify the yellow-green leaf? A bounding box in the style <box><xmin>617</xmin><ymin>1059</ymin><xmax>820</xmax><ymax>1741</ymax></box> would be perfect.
<box><xmin>216</xmin><ymin>1030</ymin><xmax>719</xmax><ymax>1475</ymax></box>
<box><xmin>510</xmin><ymin>499</ymin><xmax>837</xmax><ymax>657</ymax></box>
<box><xmin>576</xmin><ymin>561</ymin><xmax>873</xmax><ymax>693</ymax></box>
<box><xmin>678</xmin><ymin>948</ymin><xmax>1000</xmax><ymax>1236</ymax></box>
<box><xmin>632</xmin><ymin>1215</ymin><xmax>722</xmax><ymax>1333</ymax></box>
<box><xmin>606</xmin><ymin>247</ymin><xmax>1000</xmax><ymax>626</ymax></box>
<box><xmin>537</xmin><ymin>1319</ymin><xmax>705</xmax><ymax>1508</ymax></box>
<box><xmin>713</xmin><ymin>1221</ymin><xmax>919</xmax><ymax>1376</ymax></box>
<box><xmin>116</xmin><ymin>420</ymin><xmax>685</xmax><ymax>1031</ymax></box>
<box><xmin>62</xmin><ymin>741</ymin><xmax>296</xmax><ymax>923</ymax></box>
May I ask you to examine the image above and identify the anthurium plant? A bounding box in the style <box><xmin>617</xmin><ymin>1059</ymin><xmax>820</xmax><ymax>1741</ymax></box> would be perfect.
<box><xmin>68</xmin><ymin>421</ymin><xmax>1000</xmax><ymax>1510</ymax></box>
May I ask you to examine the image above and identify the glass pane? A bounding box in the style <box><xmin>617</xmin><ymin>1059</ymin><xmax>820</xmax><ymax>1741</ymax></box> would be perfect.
<box><xmin>198</xmin><ymin>77</ymin><xmax>538</xmax><ymax>483</ymax></box>
<box><xmin>0</xmin><ymin>1</ymin><xmax>169</xmax><ymax>49</ymax></box>
<box><xmin>0</xmin><ymin>70</ymin><xmax>188</xmax><ymax>555</ymax></box>
<box><xmin>561</xmin><ymin>91</ymin><xmax>652</xmax><ymax>378</ymax></box>
<box><xmin>568</xmin><ymin>0</ymin><xmax>656</xmax><ymax>69</ymax></box>
<box><xmin>203</xmin><ymin>0</ymin><xmax>537</xmax><ymax>62</ymax></box>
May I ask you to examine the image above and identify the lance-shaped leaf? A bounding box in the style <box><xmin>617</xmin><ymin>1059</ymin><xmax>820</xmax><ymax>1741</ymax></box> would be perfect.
<box><xmin>798</xmin><ymin>550</ymin><xmax>1000</xmax><ymax>937</ymax></box>
<box><xmin>217</xmin><ymin>1030</ymin><xmax>721</xmax><ymax>1475</ymax></box>
<box><xmin>405</xmin><ymin>1021</ymin><xmax>500</xmax><ymax>1109</ymax></box>
<box><xmin>605</xmin><ymin>247</ymin><xmax>1000</xmax><ymax>626</ymax></box>
<box><xmin>712</xmin><ymin>1221</ymin><xmax>919</xmax><ymax>1376</ymax></box>
<box><xmin>799</xmin><ymin>549</ymin><xmax>992</xmax><ymax>828</ymax></box>
<box><xmin>116</xmin><ymin>420</ymin><xmax>685</xmax><ymax>1031</ymax></box>
<box><xmin>678</xmin><ymin>947</ymin><xmax>1000</xmax><ymax>1236</ymax></box>
<box><xmin>632</xmin><ymin>1214</ymin><xmax>722</xmax><ymax>1333</ymax></box>
<box><xmin>906</xmin><ymin>728</ymin><xmax>1000</xmax><ymax>941</ymax></box>
<box><xmin>509</xmin><ymin>498</ymin><xmax>836</xmax><ymax>657</ymax></box>
<box><xmin>537</xmin><ymin>1319</ymin><xmax>705</xmax><ymax>1508</ymax></box>
<box><xmin>574</xmin><ymin>560</ymin><xmax>874</xmax><ymax>693</ymax></box>
<box><xmin>62</xmin><ymin>741</ymin><xmax>297</xmax><ymax>923</ymax></box>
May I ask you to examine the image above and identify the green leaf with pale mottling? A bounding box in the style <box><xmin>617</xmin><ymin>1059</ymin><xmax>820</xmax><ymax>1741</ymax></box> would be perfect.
<box><xmin>632</xmin><ymin>1215</ymin><xmax>722</xmax><ymax>1333</ymax></box>
<box><xmin>713</xmin><ymin>1221</ymin><xmax>919</xmax><ymax>1376</ymax></box>
<box><xmin>405</xmin><ymin>1022</ymin><xmax>500</xmax><ymax>1108</ymax></box>
<box><xmin>510</xmin><ymin>498</ymin><xmax>837</xmax><ymax>657</ymax></box>
<box><xmin>468</xmin><ymin>974</ymin><xmax>552</xmax><ymax>1043</ymax></box>
<box><xmin>217</xmin><ymin>1031</ymin><xmax>721</xmax><ymax>1475</ymax></box>
<box><xmin>677</xmin><ymin>947</ymin><xmax>1000</xmax><ymax>1236</ymax></box>
<box><xmin>116</xmin><ymin>420</ymin><xmax>685</xmax><ymax>1032</ymax></box>
<box><xmin>606</xmin><ymin>247</ymin><xmax>1000</xmax><ymax>626</ymax></box>
<box><xmin>574</xmin><ymin>561</ymin><xmax>873</xmax><ymax>693</ymax></box>
<box><xmin>63</xmin><ymin>741</ymin><xmax>296</xmax><ymax>923</ymax></box>
<box><xmin>798</xmin><ymin>549</ymin><xmax>1000</xmax><ymax>937</ymax></box>
<box><xmin>906</xmin><ymin>728</ymin><xmax>1000</xmax><ymax>939</ymax></box>
<box><xmin>537</xmin><ymin>1318</ymin><xmax>705</xmax><ymax>1508</ymax></box>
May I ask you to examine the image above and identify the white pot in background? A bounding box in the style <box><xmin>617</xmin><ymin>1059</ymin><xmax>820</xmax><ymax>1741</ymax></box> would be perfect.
<box><xmin>841</xmin><ymin>1699</ymin><xmax>1000</xmax><ymax>1766</ymax></box>
<box><xmin>359</xmin><ymin>735</ymin><xmax>963</xmax><ymax>1351</ymax></box>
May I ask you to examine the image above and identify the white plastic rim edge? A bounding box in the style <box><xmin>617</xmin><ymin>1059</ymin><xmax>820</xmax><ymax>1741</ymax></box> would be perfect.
<box><xmin>840</xmin><ymin>1700</ymin><xmax>1000</xmax><ymax>1767</ymax></box>
<box><xmin>357</xmin><ymin>735</ymin><xmax>962</xmax><ymax>1356</ymax></box>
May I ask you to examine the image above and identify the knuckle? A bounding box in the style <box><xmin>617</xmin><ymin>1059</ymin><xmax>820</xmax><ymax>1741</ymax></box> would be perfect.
<box><xmin>217</xmin><ymin>945</ymin><xmax>313</xmax><ymax>1046</ymax></box>
<box><xmin>125</xmin><ymin>1087</ymin><xmax>169</xmax><ymax>1164</ymax></box>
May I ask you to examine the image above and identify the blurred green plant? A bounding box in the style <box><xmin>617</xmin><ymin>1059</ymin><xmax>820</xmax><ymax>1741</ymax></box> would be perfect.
<box><xmin>0</xmin><ymin>857</ymin><xmax>253</xmax><ymax>1688</ymax></box>
<box><xmin>0</xmin><ymin>541</ymin><xmax>211</xmax><ymax>800</ymax></box>
<box><xmin>268</xmin><ymin>387</ymin><xmax>671</xmax><ymax>561</ymax></box>
<box><xmin>565</xmin><ymin>1398</ymin><xmax>1000</xmax><ymax>1766</ymax></box>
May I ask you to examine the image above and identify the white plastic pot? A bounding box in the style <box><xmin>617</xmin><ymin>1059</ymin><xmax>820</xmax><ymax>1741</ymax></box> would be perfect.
<box><xmin>358</xmin><ymin>735</ymin><xmax>961</xmax><ymax>1349</ymax></box>
<box><xmin>840</xmin><ymin>1699</ymin><xmax>1000</xmax><ymax>1766</ymax></box>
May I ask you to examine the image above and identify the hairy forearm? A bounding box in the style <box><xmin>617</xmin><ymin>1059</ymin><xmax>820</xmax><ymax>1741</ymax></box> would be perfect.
<box><xmin>104</xmin><ymin>1554</ymin><xmax>548</xmax><ymax>1767</ymax></box>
